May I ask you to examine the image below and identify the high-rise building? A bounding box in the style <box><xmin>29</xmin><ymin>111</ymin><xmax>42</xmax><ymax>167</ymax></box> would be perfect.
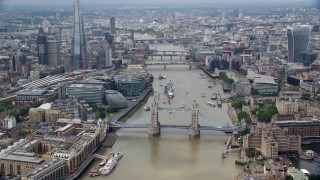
<box><xmin>37</xmin><ymin>35</ymin><xmax>48</xmax><ymax>65</ymax></box>
<box><xmin>47</xmin><ymin>39</ymin><xmax>60</xmax><ymax>66</ymax></box>
<box><xmin>110</xmin><ymin>17</ymin><xmax>115</xmax><ymax>35</ymax></box>
<box><xmin>71</xmin><ymin>0</ymin><xmax>87</xmax><ymax>71</ymax></box>
<box><xmin>96</xmin><ymin>48</ymin><xmax>112</xmax><ymax>68</ymax></box>
<box><xmin>287</xmin><ymin>25</ymin><xmax>311</xmax><ymax>62</ymax></box>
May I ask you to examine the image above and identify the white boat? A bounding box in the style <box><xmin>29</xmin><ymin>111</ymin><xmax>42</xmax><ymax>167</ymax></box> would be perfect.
<box><xmin>165</xmin><ymin>81</ymin><xmax>174</xmax><ymax>98</ymax></box>
<box><xmin>207</xmin><ymin>102</ymin><xmax>216</xmax><ymax>107</ymax></box>
<box><xmin>99</xmin><ymin>159</ymin><xmax>117</xmax><ymax>175</ymax></box>
<box><xmin>144</xmin><ymin>106</ymin><xmax>150</xmax><ymax>111</ymax></box>
<box><xmin>99</xmin><ymin>158</ymin><xmax>107</xmax><ymax>166</ymax></box>
<box><xmin>211</xmin><ymin>95</ymin><xmax>217</xmax><ymax>100</ymax></box>
<box><xmin>201</xmin><ymin>93</ymin><xmax>206</xmax><ymax>97</ymax></box>
<box><xmin>181</xmin><ymin>103</ymin><xmax>185</xmax><ymax>108</ymax></box>
<box><xmin>114</xmin><ymin>152</ymin><xmax>123</xmax><ymax>161</ymax></box>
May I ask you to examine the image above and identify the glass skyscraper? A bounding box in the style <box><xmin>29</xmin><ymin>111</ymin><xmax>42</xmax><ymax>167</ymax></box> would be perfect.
<box><xmin>71</xmin><ymin>0</ymin><xmax>87</xmax><ymax>71</ymax></box>
<box><xmin>287</xmin><ymin>25</ymin><xmax>311</xmax><ymax>63</ymax></box>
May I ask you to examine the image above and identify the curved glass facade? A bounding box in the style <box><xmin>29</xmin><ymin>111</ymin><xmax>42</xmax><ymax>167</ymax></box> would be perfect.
<box><xmin>287</xmin><ymin>25</ymin><xmax>311</xmax><ymax>62</ymax></box>
<box><xmin>105</xmin><ymin>90</ymin><xmax>128</xmax><ymax>109</ymax></box>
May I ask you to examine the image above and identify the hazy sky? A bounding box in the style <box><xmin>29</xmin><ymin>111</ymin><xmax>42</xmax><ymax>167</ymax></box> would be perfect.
<box><xmin>0</xmin><ymin>0</ymin><xmax>316</xmax><ymax>6</ymax></box>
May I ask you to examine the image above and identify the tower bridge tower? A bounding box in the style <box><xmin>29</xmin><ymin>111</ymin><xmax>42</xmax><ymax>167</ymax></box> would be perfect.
<box><xmin>148</xmin><ymin>98</ymin><xmax>160</xmax><ymax>137</ymax></box>
<box><xmin>189</xmin><ymin>100</ymin><xmax>200</xmax><ymax>138</ymax></box>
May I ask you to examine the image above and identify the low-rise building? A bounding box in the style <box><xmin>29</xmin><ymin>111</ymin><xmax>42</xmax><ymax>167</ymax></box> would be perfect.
<box><xmin>16</xmin><ymin>89</ymin><xmax>52</xmax><ymax>102</ymax></box>
<box><xmin>287</xmin><ymin>168</ymin><xmax>307</xmax><ymax>180</ymax></box>
<box><xmin>45</xmin><ymin>109</ymin><xmax>70</xmax><ymax>123</ymax></box>
<box><xmin>253</xmin><ymin>75</ymin><xmax>278</xmax><ymax>94</ymax></box>
<box><xmin>21</xmin><ymin>158</ymin><xmax>67</xmax><ymax>180</ymax></box>
<box><xmin>275</xmin><ymin>119</ymin><xmax>320</xmax><ymax>137</ymax></box>
<box><xmin>0</xmin><ymin>116</ymin><xmax>16</xmax><ymax>129</ymax></box>
<box><xmin>29</xmin><ymin>108</ymin><xmax>46</xmax><ymax>123</ymax></box>
<box><xmin>233</xmin><ymin>78</ymin><xmax>251</xmax><ymax>96</ymax></box>
<box><xmin>66</xmin><ymin>84</ymin><xmax>104</xmax><ymax>104</ymax></box>
<box><xmin>300</xmin><ymin>81</ymin><xmax>316</xmax><ymax>94</ymax></box>
<box><xmin>276</xmin><ymin>98</ymin><xmax>298</xmax><ymax>115</ymax></box>
<box><xmin>243</xmin><ymin>123</ymin><xmax>301</xmax><ymax>158</ymax></box>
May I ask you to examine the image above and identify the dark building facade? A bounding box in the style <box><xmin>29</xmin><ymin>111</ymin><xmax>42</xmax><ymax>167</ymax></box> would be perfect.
<box><xmin>110</xmin><ymin>17</ymin><xmax>115</xmax><ymax>35</ymax></box>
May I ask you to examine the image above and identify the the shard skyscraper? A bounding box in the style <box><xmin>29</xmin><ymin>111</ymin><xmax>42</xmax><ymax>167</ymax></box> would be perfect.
<box><xmin>71</xmin><ymin>0</ymin><xmax>87</xmax><ymax>71</ymax></box>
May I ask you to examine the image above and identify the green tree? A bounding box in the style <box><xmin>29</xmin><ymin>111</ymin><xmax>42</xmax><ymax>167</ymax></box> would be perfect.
<box><xmin>95</xmin><ymin>111</ymin><xmax>106</xmax><ymax>119</ymax></box>
<box><xmin>255</xmin><ymin>104</ymin><xmax>278</xmax><ymax>123</ymax></box>
<box><xmin>251</xmin><ymin>88</ymin><xmax>260</xmax><ymax>95</ymax></box>
<box><xmin>238</xmin><ymin>112</ymin><xmax>249</xmax><ymax>120</ymax></box>
<box><xmin>232</xmin><ymin>98</ymin><xmax>246</xmax><ymax>109</ymax></box>
<box><xmin>309</xmin><ymin>174</ymin><xmax>320</xmax><ymax>180</ymax></box>
<box><xmin>316</xmin><ymin>96</ymin><xmax>320</xmax><ymax>101</ymax></box>
<box><xmin>301</xmin><ymin>93</ymin><xmax>311</xmax><ymax>100</ymax></box>
<box><xmin>18</xmin><ymin>130</ymin><xmax>28</xmax><ymax>137</ymax></box>
<box><xmin>286</xmin><ymin>176</ymin><xmax>294</xmax><ymax>180</ymax></box>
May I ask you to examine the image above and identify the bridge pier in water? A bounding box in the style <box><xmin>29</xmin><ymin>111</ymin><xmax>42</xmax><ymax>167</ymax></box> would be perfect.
<box><xmin>189</xmin><ymin>65</ymin><xmax>192</xmax><ymax>69</ymax></box>
<box><xmin>164</xmin><ymin>65</ymin><xmax>166</xmax><ymax>70</ymax></box>
<box><xmin>161</xmin><ymin>55</ymin><xmax>163</xmax><ymax>60</ymax></box>
<box><xmin>148</xmin><ymin>98</ymin><xmax>161</xmax><ymax>137</ymax></box>
<box><xmin>189</xmin><ymin>100</ymin><xmax>200</xmax><ymax>138</ymax></box>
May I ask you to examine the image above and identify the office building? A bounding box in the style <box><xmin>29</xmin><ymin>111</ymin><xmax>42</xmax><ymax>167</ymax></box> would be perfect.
<box><xmin>47</xmin><ymin>39</ymin><xmax>60</xmax><ymax>66</ymax></box>
<box><xmin>66</xmin><ymin>84</ymin><xmax>104</xmax><ymax>104</ymax></box>
<box><xmin>45</xmin><ymin>109</ymin><xmax>70</xmax><ymax>123</ymax></box>
<box><xmin>287</xmin><ymin>25</ymin><xmax>312</xmax><ymax>62</ymax></box>
<box><xmin>96</xmin><ymin>48</ymin><xmax>112</xmax><ymax>68</ymax></box>
<box><xmin>71</xmin><ymin>0</ymin><xmax>88</xmax><ymax>71</ymax></box>
<box><xmin>29</xmin><ymin>108</ymin><xmax>46</xmax><ymax>123</ymax></box>
<box><xmin>253</xmin><ymin>75</ymin><xmax>278</xmax><ymax>94</ymax></box>
<box><xmin>37</xmin><ymin>35</ymin><xmax>48</xmax><ymax>65</ymax></box>
<box><xmin>114</xmin><ymin>75</ymin><xmax>145</xmax><ymax>97</ymax></box>
<box><xmin>105</xmin><ymin>90</ymin><xmax>128</xmax><ymax>109</ymax></box>
<box><xmin>110</xmin><ymin>17</ymin><xmax>115</xmax><ymax>35</ymax></box>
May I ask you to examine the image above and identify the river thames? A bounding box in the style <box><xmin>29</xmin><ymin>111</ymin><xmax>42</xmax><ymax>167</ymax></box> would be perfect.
<box><xmin>81</xmin><ymin>44</ymin><xmax>242</xmax><ymax>180</ymax></box>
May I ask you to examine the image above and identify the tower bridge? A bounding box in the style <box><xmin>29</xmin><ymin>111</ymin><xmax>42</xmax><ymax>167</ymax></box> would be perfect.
<box><xmin>109</xmin><ymin>99</ymin><xmax>242</xmax><ymax>138</ymax></box>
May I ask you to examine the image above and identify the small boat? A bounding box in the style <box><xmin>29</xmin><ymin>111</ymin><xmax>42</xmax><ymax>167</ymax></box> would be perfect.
<box><xmin>208</xmin><ymin>86</ymin><xmax>212</xmax><ymax>88</ymax></box>
<box><xmin>99</xmin><ymin>159</ymin><xmax>107</xmax><ymax>166</ymax></box>
<box><xmin>114</xmin><ymin>152</ymin><xmax>123</xmax><ymax>161</ymax></box>
<box><xmin>89</xmin><ymin>169</ymin><xmax>101</xmax><ymax>177</ymax></box>
<box><xmin>181</xmin><ymin>103</ymin><xmax>185</xmax><ymax>108</ymax></box>
<box><xmin>99</xmin><ymin>159</ymin><xmax>117</xmax><ymax>175</ymax></box>
<box><xmin>211</xmin><ymin>95</ymin><xmax>217</xmax><ymax>100</ymax></box>
<box><xmin>144</xmin><ymin>106</ymin><xmax>150</xmax><ymax>111</ymax></box>
<box><xmin>106</xmin><ymin>152</ymin><xmax>114</xmax><ymax>159</ymax></box>
<box><xmin>207</xmin><ymin>102</ymin><xmax>216</xmax><ymax>107</ymax></box>
<box><xmin>201</xmin><ymin>93</ymin><xmax>206</xmax><ymax>97</ymax></box>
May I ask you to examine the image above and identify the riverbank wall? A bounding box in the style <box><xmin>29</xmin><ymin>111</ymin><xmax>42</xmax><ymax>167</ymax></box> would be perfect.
<box><xmin>227</xmin><ymin>103</ymin><xmax>238</xmax><ymax>124</ymax></box>
<box><xmin>200</xmin><ymin>67</ymin><xmax>219</xmax><ymax>78</ymax></box>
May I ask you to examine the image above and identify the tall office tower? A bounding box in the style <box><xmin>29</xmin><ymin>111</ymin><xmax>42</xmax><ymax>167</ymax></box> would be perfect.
<box><xmin>287</xmin><ymin>25</ymin><xmax>312</xmax><ymax>62</ymax></box>
<box><xmin>37</xmin><ymin>35</ymin><xmax>48</xmax><ymax>65</ymax></box>
<box><xmin>71</xmin><ymin>0</ymin><xmax>87</xmax><ymax>71</ymax></box>
<box><xmin>47</xmin><ymin>39</ymin><xmax>60</xmax><ymax>66</ymax></box>
<box><xmin>96</xmin><ymin>48</ymin><xmax>112</xmax><ymax>68</ymax></box>
<box><xmin>110</xmin><ymin>17</ymin><xmax>115</xmax><ymax>35</ymax></box>
<box><xmin>11</xmin><ymin>56</ymin><xmax>16</xmax><ymax>72</ymax></box>
<box><xmin>56</xmin><ymin>10</ymin><xmax>60</xmax><ymax>20</ymax></box>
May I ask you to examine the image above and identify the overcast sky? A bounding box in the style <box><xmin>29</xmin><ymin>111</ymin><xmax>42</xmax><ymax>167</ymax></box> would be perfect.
<box><xmin>0</xmin><ymin>0</ymin><xmax>317</xmax><ymax>7</ymax></box>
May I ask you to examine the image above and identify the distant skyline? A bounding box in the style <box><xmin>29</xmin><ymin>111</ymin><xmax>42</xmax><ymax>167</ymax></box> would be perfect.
<box><xmin>0</xmin><ymin>0</ymin><xmax>317</xmax><ymax>7</ymax></box>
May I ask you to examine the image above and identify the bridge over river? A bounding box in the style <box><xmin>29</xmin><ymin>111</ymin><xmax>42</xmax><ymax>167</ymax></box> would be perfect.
<box><xmin>109</xmin><ymin>99</ymin><xmax>244</xmax><ymax>138</ymax></box>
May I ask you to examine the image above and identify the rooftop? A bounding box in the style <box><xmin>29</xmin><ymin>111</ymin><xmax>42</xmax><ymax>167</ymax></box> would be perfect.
<box><xmin>0</xmin><ymin>154</ymin><xmax>43</xmax><ymax>163</ymax></box>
